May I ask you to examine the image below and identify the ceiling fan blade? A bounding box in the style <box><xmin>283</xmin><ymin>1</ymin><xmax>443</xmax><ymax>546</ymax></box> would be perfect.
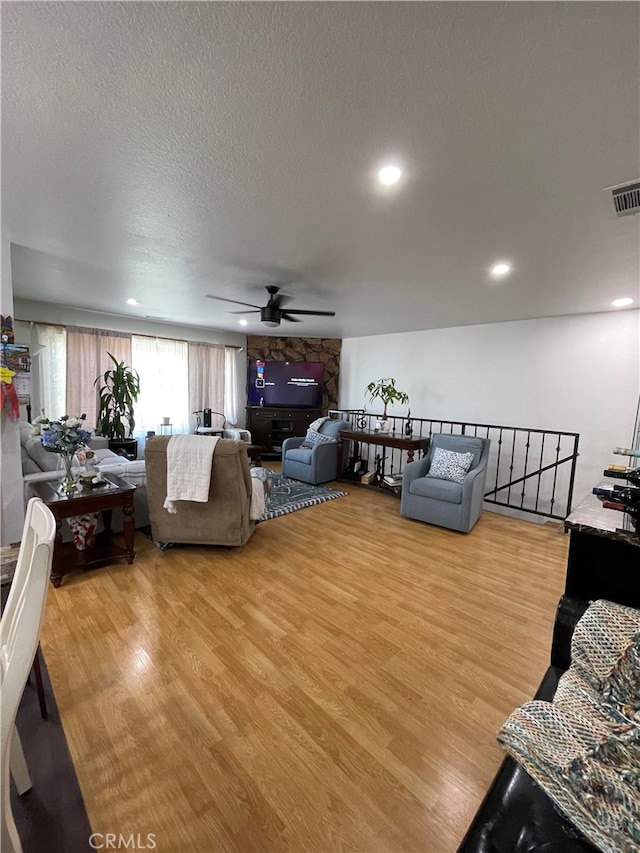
<box><xmin>228</xmin><ymin>309</ymin><xmax>260</xmax><ymax>314</ymax></box>
<box><xmin>206</xmin><ymin>295</ymin><xmax>262</xmax><ymax>309</ymax></box>
<box><xmin>282</xmin><ymin>309</ymin><xmax>336</xmax><ymax>317</ymax></box>
<box><xmin>281</xmin><ymin>313</ymin><xmax>302</xmax><ymax>323</ymax></box>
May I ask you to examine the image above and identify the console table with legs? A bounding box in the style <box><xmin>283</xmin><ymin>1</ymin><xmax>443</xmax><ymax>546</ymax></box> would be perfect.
<box><xmin>31</xmin><ymin>473</ymin><xmax>136</xmax><ymax>587</ymax></box>
<box><xmin>338</xmin><ymin>429</ymin><xmax>430</xmax><ymax>491</ymax></box>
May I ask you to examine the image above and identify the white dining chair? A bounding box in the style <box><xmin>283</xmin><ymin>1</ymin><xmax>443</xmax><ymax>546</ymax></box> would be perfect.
<box><xmin>1</xmin><ymin>497</ymin><xmax>56</xmax><ymax>853</ymax></box>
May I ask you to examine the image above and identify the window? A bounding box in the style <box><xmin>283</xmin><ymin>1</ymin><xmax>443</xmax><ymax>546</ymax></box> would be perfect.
<box><xmin>188</xmin><ymin>343</ymin><xmax>225</xmax><ymax>432</ymax></box>
<box><xmin>33</xmin><ymin>324</ymin><xmax>67</xmax><ymax>419</ymax></box>
<box><xmin>66</xmin><ymin>327</ymin><xmax>131</xmax><ymax>429</ymax></box>
<box><xmin>131</xmin><ymin>336</ymin><xmax>189</xmax><ymax>439</ymax></box>
<box><xmin>30</xmin><ymin>323</ymin><xmax>234</xmax><ymax>441</ymax></box>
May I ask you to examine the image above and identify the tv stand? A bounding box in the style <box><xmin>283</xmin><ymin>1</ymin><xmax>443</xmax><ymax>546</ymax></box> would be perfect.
<box><xmin>246</xmin><ymin>406</ymin><xmax>323</xmax><ymax>457</ymax></box>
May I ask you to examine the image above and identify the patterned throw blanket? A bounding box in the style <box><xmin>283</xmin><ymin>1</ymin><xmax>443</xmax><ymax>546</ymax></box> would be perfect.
<box><xmin>499</xmin><ymin>599</ymin><xmax>640</xmax><ymax>853</ymax></box>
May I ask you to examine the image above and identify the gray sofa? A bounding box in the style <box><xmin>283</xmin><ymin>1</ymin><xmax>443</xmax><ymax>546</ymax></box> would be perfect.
<box><xmin>281</xmin><ymin>418</ymin><xmax>351</xmax><ymax>484</ymax></box>
<box><xmin>400</xmin><ymin>433</ymin><xmax>490</xmax><ymax>533</ymax></box>
<box><xmin>19</xmin><ymin>421</ymin><xmax>149</xmax><ymax>530</ymax></box>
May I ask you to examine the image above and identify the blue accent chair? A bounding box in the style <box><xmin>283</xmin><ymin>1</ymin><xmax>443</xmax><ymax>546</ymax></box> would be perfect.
<box><xmin>400</xmin><ymin>433</ymin><xmax>491</xmax><ymax>533</ymax></box>
<box><xmin>281</xmin><ymin>419</ymin><xmax>351</xmax><ymax>485</ymax></box>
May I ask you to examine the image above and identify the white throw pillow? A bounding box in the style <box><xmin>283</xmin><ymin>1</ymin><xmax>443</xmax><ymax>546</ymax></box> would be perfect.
<box><xmin>426</xmin><ymin>447</ymin><xmax>474</xmax><ymax>484</ymax></box>
<box><xmin>300</xmin><ymin>429</ymin><xmax>337</xmax><ymax>449</ymax></box>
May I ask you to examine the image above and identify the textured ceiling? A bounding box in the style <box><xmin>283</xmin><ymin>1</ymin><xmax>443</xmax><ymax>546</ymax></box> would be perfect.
<box><xmin>2</xmin><ymin>2</ymin><xmax>639</xmax><ymax>338</ymax></box>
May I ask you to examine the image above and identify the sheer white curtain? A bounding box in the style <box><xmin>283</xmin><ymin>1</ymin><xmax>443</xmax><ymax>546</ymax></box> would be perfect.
<box><xmin>66</xmin><ymin>328</ymin><xmax>131</xmax><ymax>430</ymax></box>
<box><xmin>188</xmin><ymin>343</ymin><xmax>225</xmax><ymax>432</ymax></box>
<box><xmin>224</xmin><ymin>347</ymin><xmax>239</xmax><ymax>426</ymax></box>
<box><xmin>33</xmin><ymin>324</ymin><xmax>67</xmax><ymax>420</ymax></box>
<box><xmin>132</xmin><ymin>336</ymin><xmax>189</xmax><ymax>443</ymax></box>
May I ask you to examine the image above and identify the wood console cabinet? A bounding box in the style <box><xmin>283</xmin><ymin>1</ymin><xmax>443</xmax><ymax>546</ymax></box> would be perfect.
<box><xmin>246</xmin><ymin>406</ymin><xmax>323</xmax><ymax>456</ymax></box>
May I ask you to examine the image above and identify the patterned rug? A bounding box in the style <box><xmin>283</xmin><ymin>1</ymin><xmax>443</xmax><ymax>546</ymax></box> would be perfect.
<box><xmin>260</xmin><ymin>472</ymin><xmax>347</xmax><ymax>522</ymax></box>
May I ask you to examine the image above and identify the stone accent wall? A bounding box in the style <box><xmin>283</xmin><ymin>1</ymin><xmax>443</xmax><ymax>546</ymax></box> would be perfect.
<box><xmin>246</xmin><ymin>337</ymin><xmax>341</xmax><ymax>412</ymax></box>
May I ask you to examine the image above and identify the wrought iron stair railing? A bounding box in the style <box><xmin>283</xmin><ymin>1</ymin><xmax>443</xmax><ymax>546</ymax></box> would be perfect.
<box><xmin>329</xmin><ymin>409</ymin><xmax>580</xmax><ymax>521</ymax></box>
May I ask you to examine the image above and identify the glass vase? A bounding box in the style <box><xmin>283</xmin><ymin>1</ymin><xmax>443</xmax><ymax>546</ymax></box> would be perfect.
<box><xmin>57</xmin><ymin>451</ymin><xmax>80</xmax><ymax>495</ymax></box>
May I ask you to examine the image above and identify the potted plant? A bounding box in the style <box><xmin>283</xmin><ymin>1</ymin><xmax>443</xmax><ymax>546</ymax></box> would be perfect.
<box><xmin>365</xmin><ymin>377</ymin><xmax>409</xmax><ymax>433</ymax></box>
<box><xmin>94</xmin><ymin>352</ymin><xmax>141</xmax><ymax>458</ymax></box>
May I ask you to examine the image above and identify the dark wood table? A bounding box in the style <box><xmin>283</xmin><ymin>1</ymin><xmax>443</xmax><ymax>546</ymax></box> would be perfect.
<box><xmin>338</xmin><ymin>429</ymin><xmax>430</xmax><ymax>486</ymax></box>
<box><xmin>31</xmin><ymin>473</ymin><xmax>136</xmax><ymax>587</ymax></box>
<box><xmin>246</xmin><ymin>444</ymin><xmax>264</xmax><ymax>466</ymax></box>
<box><xmin>339</xmin><ymin>429</ymin><xmax>429</xmax><ymax>463</ymax></box>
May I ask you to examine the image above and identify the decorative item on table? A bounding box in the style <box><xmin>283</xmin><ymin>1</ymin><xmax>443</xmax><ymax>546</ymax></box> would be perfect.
<box><xmin>67</xmin><ymin>513</ymin><xmax>99</xmax><ymax>550</ymax></box>
<box><xmin>404</xmin><ymin>410</ymin><xmax>413</xmax><ymax>436</ymax></box>
<box><xmin>365</xmin><ymin>378</ymin><xmax>409</xmax><ymax>434</ymax></box>
<box><xmin>76</xmin><ymin>448</ymin><xmax>104</xmax><ymax>489</ymax></box>
<box><xmin>37</xmin><ymin>412</ymin><xmax>92</xmax><ymax>495</ymax></box>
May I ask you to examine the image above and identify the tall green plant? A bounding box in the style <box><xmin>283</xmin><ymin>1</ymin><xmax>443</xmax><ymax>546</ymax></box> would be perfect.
<box><xmin>94</xmin><ymin>352</ymin><xmax>141</xmax><ymax>440</ymax></box>
<box><xmin>365</xmin><ymin>377</ymin><xmax>409</xmax><ymax>418</ymax></box>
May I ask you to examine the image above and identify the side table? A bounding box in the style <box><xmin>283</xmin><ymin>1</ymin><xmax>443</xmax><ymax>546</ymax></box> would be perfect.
<box><xmin>31</xmin><ymin>473</ymin><xmax>136</xmax><ymax>587</ymax></box>
<box><xmin>246</xmin><ymin>444</ymin><xmax>263</xmax><ymax>466</ymax></box>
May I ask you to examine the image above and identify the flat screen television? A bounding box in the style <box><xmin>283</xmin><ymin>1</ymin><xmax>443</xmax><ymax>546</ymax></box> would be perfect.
<box><xmin>247</xmin><ymin>359</ymin><xmax>324</xmax><ymax>408</ymax></box>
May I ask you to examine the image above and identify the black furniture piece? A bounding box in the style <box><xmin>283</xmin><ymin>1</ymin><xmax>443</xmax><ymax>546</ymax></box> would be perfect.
<box><xmin>245</xmin><ymin>406</ymin><xmax>322</xmax><ymax>457</ymax></box>
<box><xmin>459</xmin><ymin>482</ymin><xmax>640</xmax><ymax>853</ymax></box>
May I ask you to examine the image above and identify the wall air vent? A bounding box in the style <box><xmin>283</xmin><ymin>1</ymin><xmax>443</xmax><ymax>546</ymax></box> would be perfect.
<box><xmin>609</xmin><ymin>180</ymin><xmax>640</xmax><ymax>217</ymax></box>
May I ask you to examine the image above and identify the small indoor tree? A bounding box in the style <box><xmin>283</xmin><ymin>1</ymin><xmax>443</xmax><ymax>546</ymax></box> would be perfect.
<box><xmin>95</xmin><ymin>353</ymin><xmax>141</xmax><ymax>453</ymax></box>
<box><xmin>365</xmin><ymin>377</ymin><xmax>409</xmax><ymax>430</ymax></box>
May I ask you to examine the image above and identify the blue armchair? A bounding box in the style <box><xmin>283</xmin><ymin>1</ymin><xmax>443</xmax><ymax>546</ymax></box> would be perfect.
<box><xmin>281</xmin><ymin>419</ymin><xmax>351</xmax><ymax>485</ymax></box>
<box><xmin>400</xmin><ymin>433</ymin><xmax>491</xmax><ymax>533</ymax></box>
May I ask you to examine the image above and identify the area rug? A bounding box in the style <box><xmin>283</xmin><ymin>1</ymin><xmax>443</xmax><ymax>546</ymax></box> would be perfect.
<box><xmin>259</xmin><ymin>473</ymin><xmax>347</xmax><ymax>522</ymax></box>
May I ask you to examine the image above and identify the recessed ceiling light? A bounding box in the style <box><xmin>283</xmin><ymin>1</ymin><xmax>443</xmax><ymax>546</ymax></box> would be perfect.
<box><xmin>612</xmin><ymin>297</ymin><xmax>634</xmax><ymax>308</ymax></box>
<box><xmin>238</xmin><ymin>319</ymin><xmax>248</xmax><ymax>326</ymax></box>
<box><xmin>491</xmin><ymin>262</ymin><xmax>512</xmax><ymax>277</ymax></box>
<box><xmin>126</xmin><ymin>298</ymin><xmax>139</xmax><ymax>305</ymax></box>
<box><xmin>378</xmin><ymin>165</ymin><xmax>402</xmax><ymax>186</ymax></box>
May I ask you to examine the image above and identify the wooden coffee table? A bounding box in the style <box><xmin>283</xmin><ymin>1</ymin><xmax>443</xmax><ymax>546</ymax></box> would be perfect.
<box><xmin>31</xmin><ymin>473</ymin><xmax>136</xmax><ymax>587</ymax></box>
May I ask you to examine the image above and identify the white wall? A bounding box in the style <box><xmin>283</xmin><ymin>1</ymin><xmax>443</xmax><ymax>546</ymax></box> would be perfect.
<box><xmin>1</xmin><ymin>242</ymin><xmax>26</xmax><ymax>544</ymax></box>
<box><xmin>14</xmin><ymin>298</ymin><xmax>248</xmax><ymax>426</ymax></box>
<box><xmin>340</xmin><ymin>311</ymin><xmax>640</xmax><ymax>510</ymax></box>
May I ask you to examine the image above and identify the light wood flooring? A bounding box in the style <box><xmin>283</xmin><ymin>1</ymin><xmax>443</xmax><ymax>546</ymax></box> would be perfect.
<box><xmin>41</xmin><ymin>478</ymin><xmax>569</xmax><ymax>853</ymax></box>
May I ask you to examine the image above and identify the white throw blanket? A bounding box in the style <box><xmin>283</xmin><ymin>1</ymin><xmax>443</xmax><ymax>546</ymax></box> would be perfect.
<box><xmin>250</xmin><ymin>480</ymin><xmax>265</xmax><ymax>520</ymax></box>
<box><xmin>163</xmin><ymin>434</ymin><xmax>218</xmax><ymax>514</ymax></box>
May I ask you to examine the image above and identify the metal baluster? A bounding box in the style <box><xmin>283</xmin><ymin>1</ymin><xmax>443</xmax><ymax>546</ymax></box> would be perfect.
<box><xmin>535</xmin><ymin>433</ymin><xmax>545</xmax><ymax>513</ymax></box>
<box><xmin>521</xmin><ymin>430</ymin><xmax>531</xmax><ymax>508</ymax></box>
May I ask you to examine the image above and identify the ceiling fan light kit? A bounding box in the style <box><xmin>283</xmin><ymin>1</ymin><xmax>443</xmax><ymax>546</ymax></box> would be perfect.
<box><xmin>207</xmin><ymin>285</ymin><xmax>336</xmax><ymax>328</ymax></box>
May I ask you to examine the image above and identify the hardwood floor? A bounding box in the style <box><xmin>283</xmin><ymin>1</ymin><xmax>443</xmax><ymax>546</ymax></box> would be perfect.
<box><xmin>40</xmin><ymin>481</ymin><xmax>569</xmax><ymax>853</ymax></box>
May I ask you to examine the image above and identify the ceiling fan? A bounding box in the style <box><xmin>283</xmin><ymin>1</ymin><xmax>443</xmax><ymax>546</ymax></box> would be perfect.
<box><xmin>207</xmin><ymin>285</ymin><xmax>336</xmax><ymax>328</ymax></box>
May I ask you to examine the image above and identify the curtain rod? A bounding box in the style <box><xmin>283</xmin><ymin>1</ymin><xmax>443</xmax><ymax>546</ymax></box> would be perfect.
<box><xmin>15</xmin><ymin>318</ymin><xmax>66</xmax><ymax>329</ymax></box>
<box><xmin>15</xmin><ymin>319</ymin><xmax>244</xmax><ymax>349</ymax></box>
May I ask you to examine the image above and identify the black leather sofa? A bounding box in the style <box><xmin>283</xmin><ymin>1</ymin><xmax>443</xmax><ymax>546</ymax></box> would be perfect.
<box><xmin>458</xmin><ymin>596</ymin><xmax>602</xmax><ymax>852</ymax></box>
<box><xmin>459</xmin><ymin>482</ymin><xmax>640</xmax><ymax>853</ymax></box>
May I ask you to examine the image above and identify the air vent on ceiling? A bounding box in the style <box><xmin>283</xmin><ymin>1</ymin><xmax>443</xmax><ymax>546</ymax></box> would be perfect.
<box><xmin>609</xmin><ymin>180</ymin><xmax>640</xmax><ymax>217</ymax></box>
